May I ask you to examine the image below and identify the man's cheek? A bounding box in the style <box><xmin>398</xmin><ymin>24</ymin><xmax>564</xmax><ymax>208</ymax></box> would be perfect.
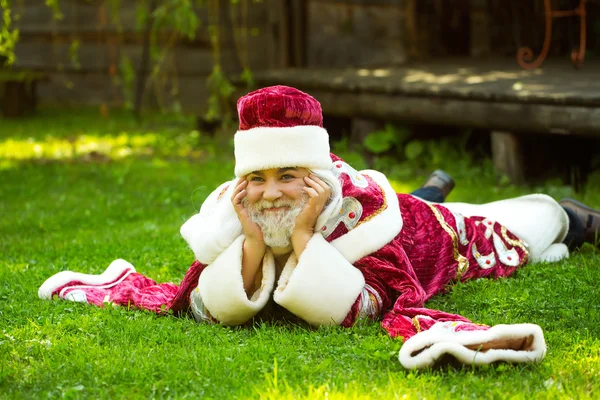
<box><xmin>294</xmin><ymin>183</ymin><xmax>306</xmax><ymax>195</ymax></box>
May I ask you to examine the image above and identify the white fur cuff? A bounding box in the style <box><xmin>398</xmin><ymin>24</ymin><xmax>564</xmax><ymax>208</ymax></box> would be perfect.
<box><xmin>273</xmin><ymin>234</ymin><xmax>365</xmax><ymax>326</ymax></box>
<box><xmin>399</xmin><ymin>322</ymin><xmax>546</xmax><ymax>369</ymax></box>
<box><xmin>198</xmin><ymin>236</ymin><xmax>275</xmax><ymax>325</ymax></box>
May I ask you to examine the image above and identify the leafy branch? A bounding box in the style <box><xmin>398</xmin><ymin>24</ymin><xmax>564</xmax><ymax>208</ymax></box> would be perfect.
<box><xmin>2</xmin><ymin>0</ymin><xmax>255</xmax><ymax>123</ymax></box>
<box><xmin>0</xmin><ymin>0</ymin><xmax>20</xmax><ymax>66</ymax></box>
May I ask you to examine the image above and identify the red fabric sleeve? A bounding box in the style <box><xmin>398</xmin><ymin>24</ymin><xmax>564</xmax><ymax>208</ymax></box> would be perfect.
<box><xmin>340</xmin><ymin>238</ymin><xmax>487</xmax><ymax>341</ymax></box>
<box><xmin>168</xmin><ymin>260</ymin><xmax>206</xmax><ymax>314</ymax></box>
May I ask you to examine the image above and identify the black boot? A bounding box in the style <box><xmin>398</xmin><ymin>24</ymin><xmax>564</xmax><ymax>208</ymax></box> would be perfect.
<box><xmin>559</xmin><ymin>198</ymin><xmax>600</xmax><ymax>249</ymax></box>
<box><xmin>411</xmin><ymin>170</ymin><xmax>455</xmax><ymax>203</ymax></box>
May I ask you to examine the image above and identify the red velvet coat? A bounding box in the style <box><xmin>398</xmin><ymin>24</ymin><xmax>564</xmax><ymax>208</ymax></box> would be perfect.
<box><xmin>40</xmin><ymin>154</ymin><xmax>530</xmax><ymax>342</ymax></box>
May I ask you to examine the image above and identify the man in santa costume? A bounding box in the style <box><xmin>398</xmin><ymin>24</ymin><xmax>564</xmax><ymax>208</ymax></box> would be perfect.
<box><xmin>38</xmin><ymin>86</ymin><xmax>600</xmax><ymax>369</ymax></box>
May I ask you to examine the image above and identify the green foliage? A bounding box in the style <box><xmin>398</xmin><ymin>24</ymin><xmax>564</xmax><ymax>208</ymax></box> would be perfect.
<box><xmin>362</xmin><ymin>124</ymin><xmax>435</xmax><ymax>167</ymax></box>
<box><xmin>363</xmin><ymin>124</ymin><xmax>409</xmax><ymax>154</ymax></box>
<box><xmin>134</xmin><ymin>0</ymin><xmax>150</xmax><ymax>30</ymax></box>
<box><xmin>116</xmin><ymin>55</ymin><xmax>136</xmax><ymax>110</ymax></box>
<box><xmin>1</xmin><ymin>109</ymin><xmax>600</xmax><ymax>398</ymax></box>
<box><xmin>331</xmin><ymin>137</ymin><xmax>368</xmax><ymax>171</ymax></box>
<box><xmin>107</xmin><ymin>0</ymin><xmax>123</xmax><ymax>32</ymax></box>
<box><xmin>240</xmin><ymin>66</ymin><xmax>254</xmax><ymax>87</ymax></box>
<box><xmin>205</xmin><ymin>64</ymin><xmax>236</xmax><ymax>122</ymax></box>
<box><xmin>68</xmin><ymin>39</ymin><xmax>81</xmax><ymax>70</ymax></box>
<box><xmin>154</xmin><ymin>0</ymin><xmax>203</xmax><ymax>40</ymax></box>
<box><xmin>44</xmin><ymin>0</ymin><xmax>63</xmax><ymax>20</ymax></box>
<box><xmin>403</xmin><ymin>140</ymin><xmax>424</xmax><ymax>161</ymax></box>
<box><xmin>345</xmin><ymin>124</ymin><xmax>496</xmax><ymax>186</ymax></box>
<box><xmin>0</xmin><ymin>0</ymin><xmax>20</xmax><ymax>66</ymax></box>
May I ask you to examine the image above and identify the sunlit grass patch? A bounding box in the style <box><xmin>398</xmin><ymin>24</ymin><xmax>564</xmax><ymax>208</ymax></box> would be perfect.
<box><xmin>389</xmin><ymin>179</ymin><xmax>415</xmax><ymax>195</ymax></box>
<box><xmin>0</xmin><ymin>132</ymin><xmax>208</xmax><ymax>167</ymax></box>
<box><xmin>0</xmin><ymin>114</ymin><xmax>215</xmax><ymax>169</ymax></box>
<box><xmin>0</xmin><ymin>134</ymin><xmax>159</xmax><ymax>162</ymax></box>
<box><xmin>0</xmin><ymin>108</ymin><xmax>217</xmax><ymax>169</ymax></box>
<box><xmin>0</xmin><ymin>106</ymin><xmax>195</xmax><ymax>140</ymax></box>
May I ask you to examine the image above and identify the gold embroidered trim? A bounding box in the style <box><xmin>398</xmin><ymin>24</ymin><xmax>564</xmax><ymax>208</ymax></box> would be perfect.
<box><xmin>501</xmin><ymin>225</ymin><xmax>530</xmax><ymax>266</ymax></box>
<box><xmin>355</xmin><ymin>181</ymin><xmax>388</xmax><ymax>227</ymax></box>
<box><xmin>427</xmin><ymin>203</ymin><xmax>469</xmax><ymax>281</ymax></box>
<box><xmin>412</xmin><ymin>316</ymin><xmax>422</xmax><ymax>333</ymax></box>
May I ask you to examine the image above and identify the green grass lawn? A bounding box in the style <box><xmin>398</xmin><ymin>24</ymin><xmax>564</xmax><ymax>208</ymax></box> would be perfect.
<box><xmin>1</xmin><ymin>109</ymin><xmax>599</xmax><ymax>399</ymax></box>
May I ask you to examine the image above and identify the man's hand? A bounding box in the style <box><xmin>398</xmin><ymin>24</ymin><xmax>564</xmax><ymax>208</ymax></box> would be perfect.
<box><xmin>292</xmin><ymin>175</ymin><xmax>331</xmax><ymax>257</ymax></box>
<box><xmin>232</xmin><ymin>178</ymin><xmax>265</xmax><ymax>247</ymax></box>
<box><xmin>231</xmin><ymin>177</ymin><xmax>266</xmax><ymax>296</ymax></box>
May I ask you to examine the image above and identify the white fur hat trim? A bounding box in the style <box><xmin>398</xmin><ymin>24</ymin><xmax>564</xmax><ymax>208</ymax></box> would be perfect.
<box><xmin>234</xmin><ymin>125</ymin><xmax>332</xmax><ymax>177</ymax></box>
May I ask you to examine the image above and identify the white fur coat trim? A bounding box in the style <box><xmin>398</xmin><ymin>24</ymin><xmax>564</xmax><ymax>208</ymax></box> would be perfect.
<box><xmin>330</xmin><ymin>169</ymin><xmax>403</xmax><ymax>264</ymax></box>
<box><xmin>399</xmin><ymin>322</ymin><xmax>546</xmax><ymax>369</ymax></box>
<box><xmin>198</xmin><ymin>235</ymin><xmax>275</xmax><ymax>326</ymax></box>
<box><xmin>180</xmin><ymin>181</ymin><xmax>243</xmax><ymax>265</ymax></box>
<box><xmin>38</xmin><ymin>259</ymin><xmax>136</xmax><ymax>300</ymax></box>
<box><xmin>234</xmin><ymin>125</ymin><xmax>332</xmax><ymax>177</ymax></box>
<box><xmin>273</xmin><ymin>233</ymin><xmax>365</xmax><ymax>325</ymax></box>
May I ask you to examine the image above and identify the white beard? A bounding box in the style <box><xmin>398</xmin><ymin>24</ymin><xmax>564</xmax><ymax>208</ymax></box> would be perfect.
<box><xmin>243</xmin><ymin>194</ymin><xmax>309</xmax><ymax>248</ymax></box>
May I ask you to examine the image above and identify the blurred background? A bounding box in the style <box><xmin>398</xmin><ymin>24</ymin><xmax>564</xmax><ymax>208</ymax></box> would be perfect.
<box><xmin>1</xmin><ymin>0</ymin><xmax>600</xmax><ymax>190</ymax></box>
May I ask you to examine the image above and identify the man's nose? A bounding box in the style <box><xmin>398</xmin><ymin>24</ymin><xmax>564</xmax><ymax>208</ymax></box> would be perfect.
<box><xmin>262</xmin><ymin>181</ymin><xmax>282</xmax><ymax>201</ymax></box>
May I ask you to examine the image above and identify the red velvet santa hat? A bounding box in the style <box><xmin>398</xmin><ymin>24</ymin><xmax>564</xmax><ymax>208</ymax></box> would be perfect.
<box><xmin>234</xmin><ymin>85</ymin><xmax>332</xmax><ymax>177</ymax></box>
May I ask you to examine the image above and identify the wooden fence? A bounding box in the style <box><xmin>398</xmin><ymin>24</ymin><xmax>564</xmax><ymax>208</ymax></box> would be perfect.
<box><xmin>4</xmin><ymin>0</ymin><xmax>598</xmax><ymax>114</ymax></box>
<box><xmin>7</xmin><ymin>0</ymin><xmax>275</xmax><ymax>113</ymax></box>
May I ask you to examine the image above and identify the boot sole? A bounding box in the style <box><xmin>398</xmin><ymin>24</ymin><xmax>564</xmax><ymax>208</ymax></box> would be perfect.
<box><xmin>559</xmin><ymin>198</ymin><xmax>600</xmax><ymax>247</ymax></box>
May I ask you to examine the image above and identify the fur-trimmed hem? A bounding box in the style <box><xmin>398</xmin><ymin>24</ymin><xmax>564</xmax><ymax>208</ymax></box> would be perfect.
<box><xmin>38</xmin><ymin>259</ymin><xmax>136</xmax><ymax>300</ymax></box>
<box><xmin>399</xmin><ymin>322</ymin><xmax>546</xmax><ymax>369</ymax></box>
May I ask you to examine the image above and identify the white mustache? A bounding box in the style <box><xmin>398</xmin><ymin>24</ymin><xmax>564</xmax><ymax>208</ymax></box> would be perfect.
<box><xmin>254</xmin><ymin>200</ymin><xmax>296</xmax><ymax>211</ymax></box>
<box><xmin>243</xmin><ymin>192</ymin><xmax>309</xmax><ymax>213</ymax></box>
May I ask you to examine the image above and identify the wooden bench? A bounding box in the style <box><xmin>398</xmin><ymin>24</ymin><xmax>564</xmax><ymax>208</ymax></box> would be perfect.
<box><xmin>0</xmin><ymin>69</ymin><xmax>49</xmax><ymax>118</ymax></box>
<box><xmin>248</xmin><ymin>58</ymin><xmax>600</xmax><ymax>184</ymax></box>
